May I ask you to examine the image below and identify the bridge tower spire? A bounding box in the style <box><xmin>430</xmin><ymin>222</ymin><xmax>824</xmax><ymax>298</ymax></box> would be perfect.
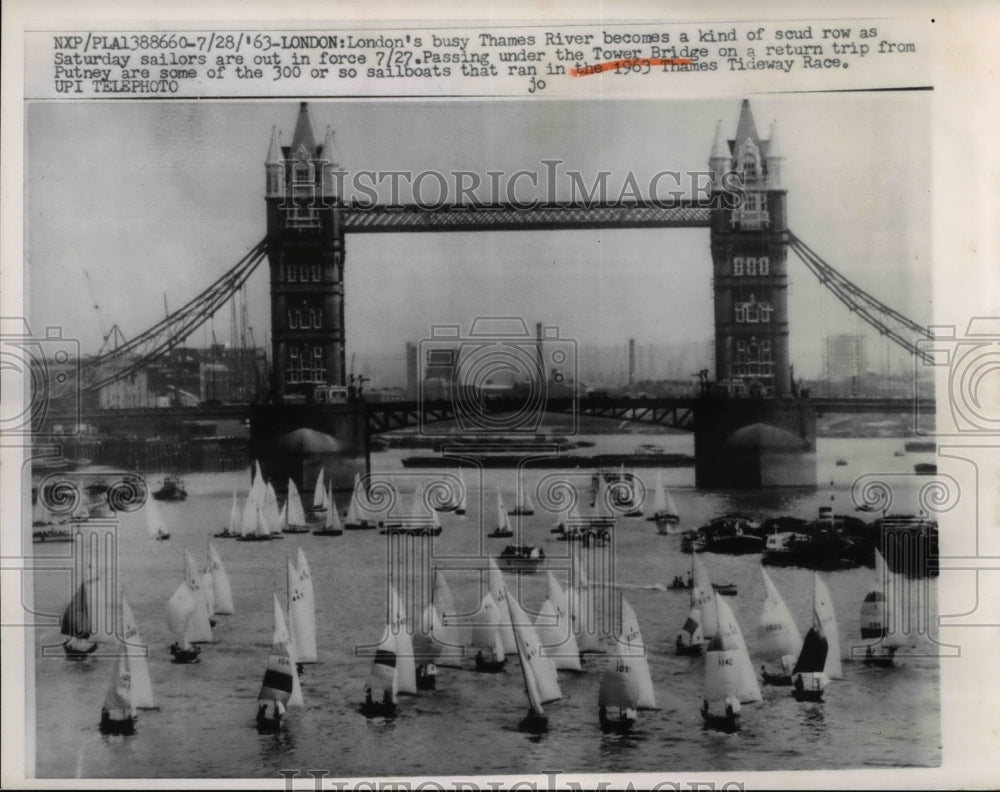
<box><xmin>265</xmin><ymin>102</ymin><xmax>347</xmax><ymax>401</ymax></box>
<box><xmin>709</xmin><ymin>99</ymin><xmax>791</xmax><ymax>397</ymax></box>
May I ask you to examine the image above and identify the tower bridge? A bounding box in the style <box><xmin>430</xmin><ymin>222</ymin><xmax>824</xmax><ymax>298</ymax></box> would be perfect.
<box><xmin>43</xmin><ymin>100</ymin><xmax>932</xmax><ymax>489</ymax></box>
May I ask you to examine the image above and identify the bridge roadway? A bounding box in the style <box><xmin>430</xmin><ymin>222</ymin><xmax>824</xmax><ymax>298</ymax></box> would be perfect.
<box><xmin>44</xmin><ymin>396</ymin><xmax>925</xmax><ymax>435</ymax></box>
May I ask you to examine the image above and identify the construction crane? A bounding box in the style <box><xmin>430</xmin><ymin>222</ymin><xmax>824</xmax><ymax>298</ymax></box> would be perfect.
<box><xmin>84</xmin><ymin>270</ymin><xmax>127</xmax><ymax>355</ymax></box>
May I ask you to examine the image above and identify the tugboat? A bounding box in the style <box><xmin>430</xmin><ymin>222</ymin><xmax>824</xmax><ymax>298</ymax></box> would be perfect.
<box><xmin>152</xmin><ymin>475</ymin><xmax>187</xmax><ymax>501</ymax></box>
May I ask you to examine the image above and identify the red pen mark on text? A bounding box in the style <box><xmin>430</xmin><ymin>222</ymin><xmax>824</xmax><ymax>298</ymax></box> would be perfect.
<box><xmin>570</xmin><ymin>57</ymin><xmax>693</xmax><ymax>77</ymax></box>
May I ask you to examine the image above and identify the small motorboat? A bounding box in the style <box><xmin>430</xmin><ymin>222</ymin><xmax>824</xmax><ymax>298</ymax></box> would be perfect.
<box><xmin>599</xmin><ymin>705</ymin><xmax>637</xmax><ymax>734</ymax></box>
<box><xmin>256</xmin><ymin>702</ymin><xmax>286</xmax><ymax>733</ymax></box>
<box><xmin>496</xmin><ymin>545</ymin><xmax>546</xmax><ymax>573</ymax></box>
<box><xmin>169</xmin><ymin>642</ymin><xmax>202</xmax><ymax>664</ymax></box>
<box><xmin>914</xmin><ymin>463</ymin><xmax>937</xmax><ymax>475</ymax></box>
<box><xmin>152</xmin><ymin>475</ymin><xmax>187</xmax><ymax>501</ymax></box>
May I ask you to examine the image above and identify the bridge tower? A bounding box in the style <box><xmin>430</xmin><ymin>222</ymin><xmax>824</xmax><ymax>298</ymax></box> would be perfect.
<box><xmin>265</xmin><ymin>102</ymin><xmax>347</xmax><ymax>399</ymax></box>
<box><xmin>709</xmin><ymin>100</ymin><xmax>790</xmax><ymax>398</ymax></box>
<box><xmin>252</xmin><ymin>103</ymin><xmax>366</xmax><ymax>494</ymax></box>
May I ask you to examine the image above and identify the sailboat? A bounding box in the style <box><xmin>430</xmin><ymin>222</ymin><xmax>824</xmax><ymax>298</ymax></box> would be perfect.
<box><xmin>283</xmin><ymin>479</ymin><xmax>309</xmax><ymax>533</ymax></box>
<box><xmin>344</xmin><ymin>473</ymin><xmax>376</xmax><ymax>530</ymax></box>
<box><xmin>471</xmin><ymin>592</ymin><xmax>507</xmax><ymax>673</ymax></box>
<box><xmin>264</xmin><ymin>481</ymin><xmax>282</xmax><ymax>532</ymax></box>
<box><xmin>431</xmin><ymin>570</ymin><xmax>465</xmax><ymax>665</ymax></box>
<box><xmin>183</xmin><ymin>550</ymin><xmax>214</xmax><ymax>643</ymax></box>
<box><xmin>813</xmin><ymin>573</ymin><xmax>843</xmax><ymax>679</ymax></box>
<box><xmin>413</xmin><ymin>603</ymin><xmax>444</xmax><ymax>689</ymax></box>
<box><xmin>361</xmin><ymin>630</ymin><xmax>398</xmax><ymax>718</ymax></box>
<box><xmin>791</xmin><ymin>624</ymin><xmax>830</xmax><ymax>702</ymax></box>
<box><xmin>288</xmin><ymin>550</ymin><xmax>318</xmax><ymax>663</ymax></box>
<box><xmin>120</xmin><ymin>596</ymin><xmax>155</xmax><ymax>709</ymax></box>
<box><xmin>618</xmin><ymin>596</ymin><xmax>657</xmax><ymax>710</ymax></box>
<box><xmin>238</xmin><ymin>504</ymin><xmax>279</xmax><ymax>541</ymax></box>
<box><xmin>313</xmin><ymin>484</ymin><xmax>344</xmax><ymax>536</ymax></box>
<box><xmin>99</xmin><ymin>646</ymin><xmax>137</xmax><ymax>735</ymax></box>
<box><xmin>569</xmin><ymin>548</ymin><xmax>605</xmax><ymax>654</ymax></box>
<box><xmin>145</xmin><ymin>497</ymin><xmax>170</xmax><ymax>541</ymax></box>
<box><xmin>677</xmin><ymin>554</ymin><xmax>717</xmax><ymax>655</ymax></box>
<box><xmin>455</xmin><ymin>469</ymin><xmax>467</xmax><ymax>515</ymax></box>
<box><xmin>308</xmin><ymin>470</ymin><xmax>327</xmax><ymax>513</ymax></box>
<box><xmin>489</xmin><ymin>486</ymin><xmax>514</xmax><ymax>538</ymax></box>
<box><xmin>215</xmin><ymin>489</ymin><xmax>241</xmax><ymax>538</ymax></box>
<box><xmin>506</xmin><ymin>590</ymin><xmax>562</xmax><ymax>732</ymax></box>
<box><xmin>509</xmin><ymin>485</ymin><xmax>535</xmax><ymax>516</ymax></box>
<box><xmin>60</xmin><ymin>576</ymin><xmax>99</xmax><ymax>659</ymax></box>
<box><xmin>701</xmin><ymin>594</ymin><xmax>761</xmax><ymax>732</ymax></box>
<box><xmin>649</xmin><ymin>471</ymin><xmax>680</xmax><ymax>534</ymax></box>
<box><xmin>256</xmin><ymin>594</ymin><xmax>301</xmax><ymax>732</ymax></box>
<box><xmin>207</xmin><ymin>543</ymin><xmax>234</xmax><ymax>615</ymax></box>
<box><xmin>533</xmin><ymin>572</ymin><xmax>582</xmax><ymax>672</ymax></box>
<box><xmin>487</xmin><ymin>558</ymin><xmax>518</xmax><ymax>654</ymax></box>
<box><xmin>388</xmin><ymin>585</ymin><xmax>418</xmax><ymax>695</ymax></box>
<box><xmin>598</xmin><ymin>640</ymin><xmax>641</xmax><ymax>734</ymax></box>
<box><xmin>757</xmin><ymin>567</ymin><xmax>803</xmax><ymax>685</ymax></box>
<box><xmin>165</xmin><ymin>581</ymin><xmax>201</xmax><ymax>663</ymax></box>
<box><xmin>860</xmin><ymin>548</ymin><xmax>901</xmax><ymax>666</ymax></box>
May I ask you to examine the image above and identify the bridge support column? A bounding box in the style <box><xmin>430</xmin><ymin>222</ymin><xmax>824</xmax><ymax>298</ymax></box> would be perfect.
<box><xmin>693</xmin><ymin>398</ymin><xmax>817</xmax><ymax>488</ymax></box>
<box><xmin>249</xmin><ymin>403</ymin><xmax>368</xmax><ymax>497</ymax></box>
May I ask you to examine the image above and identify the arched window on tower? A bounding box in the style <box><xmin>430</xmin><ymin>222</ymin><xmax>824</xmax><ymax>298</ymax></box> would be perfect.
<box><xmin>737</xmin><ymin>139</ymin><xmax>760</xmax><ymax>182</ymax></box>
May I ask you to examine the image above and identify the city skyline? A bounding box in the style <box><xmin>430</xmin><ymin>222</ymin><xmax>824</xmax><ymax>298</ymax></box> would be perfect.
<box><xmin>26</xmin><ymin>95</ymin><xmax>930</xmax><ymax>382</ymax></box>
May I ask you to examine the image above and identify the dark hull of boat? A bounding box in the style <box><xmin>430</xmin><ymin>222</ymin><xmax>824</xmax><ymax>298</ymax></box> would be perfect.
<box><xmin>599</xmin><ymin>714</ymin><xmax>635</xmax><ymax>734</ymax></box>
<box><xmin>860</xmin><ymin>628</ymin><xmax>886</xmax><ymax>640</ymax></box>
<box><xmin>256</xmin><ymin>713</ymin><xmax>285</xmax><ymax>732</ymax></box>
<box><xmin>312</xmin><ymin>529</ymin><xmax>344</xmax><ymax>536</ymax></box>
<box><xmin>170</xmin><ymin>645</ymin><xmax>201</xmax><ymax>664</ymax></box>
<box><xmin>762</xmin><ymin>671</ymin><xmax>792</xmax><ymax>686</ymax></box>
<box><xmin>283</xmin><ymin>526</ymin><xmax>311</xmax><ymax>534</ymax></box>
<box><xmin>496</xmin><ymin>560</ymin><xmax>543</xmax><ymax>573</ymax></box>
<box><xmin>360</xmin><ymin>701</ymin><xmax>397</xmax><ymax>718</ymax></box>
<box><xmin>475</xmin><ymin>657</ymin><xmax>506</xmax><ymax>674</ymax></box>
<box><xmin>155</xmin><ymin>533</ymin><xmax>170</xmax><ymax>541</ymax></box>
<box><xmin>675</xmin><ymin>639</ymin><xmax>703</xmax><ymax>657</ymax></box>
<box><xmin>382</xmin><ymin>527</ymin><xmax>442</xmax><ymax>536</ymax></box>
<box><xmin>509</xmin><ymin>510</ymin><xmax>534</xmax><ymax>517</ymax></box>
<box><xmin>792</xmin><ymin>689</ymin><xmax>825</xmax><ymax>702</ymax></box>
<box><xmin>705</xmin><ymin>537</ymin><xmax>764</xmax><ymax>555</ymax></box>
<box><xmin>864</xmin><ymin>656</ymin><xmax>895</xmax><ymax>668</ymax></box>
<box><xmin>213</xmin><ymin>531</ymin><xmax>238</xmax><ymax>538</ymax></box>
<box><xmin>488</xmin><ymin>530</ymin><xmax>514</xmax><ymax>538</ymax></box>
<box><xmin>64</xmin><ymin>641</ymin><xmax>98</xmax><ymax>659</ymax></box>
<box><xmin>701</xmin><ymin>711</ymin><xmax>739</xmax><ymax>733</ymax></box>
<box><xmin>344</xmin><ymin>523</ymin><xmax>377</xmax><ymax>530</ymax></box>
<box><xmin>33</xmin><ymin>531</ymin><xmax>74</xmax><ymax>544</ymax></box>
<box><xmin>236</xmin><ymin>535</ymin><xmax>281</xmax><ymax>541</ymax></box>
<box><xmin>416</xmin><ymin>675</ymin><xmax>436</xmax><ymax>691</ymax></box>
<box><xmin>519</xmin><ymin>712</ymin><xmax>549</xmax><ymax>733</ymax></box>
<box><xmin>100</xmin><ymin>716</ymin><xmax>136</xmax><ymax>735</ymax></box>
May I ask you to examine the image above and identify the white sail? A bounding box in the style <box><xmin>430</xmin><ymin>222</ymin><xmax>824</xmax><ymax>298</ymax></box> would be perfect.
<box><xmin>366</xmin><ymin>631</ymin><xmax>398</xmax><ymax>704</ymax></box>
<box><xmin>324</xmin><ymin>487</ymin><xmax>343</xmax><ymax>533</ymax></box>
<box><xmin>201</xmin><ymin>571</ymin><xmax>216</xmax><ymax>617</ymax></box>
<box><xmin>259</xmin><ymin>594</ymin><xmax>300</xmax><ymax>707</ymax></box>
<box><xmin>496</xmin><ymin>485</ymin><xmax>506</xmax><ymax>530</ymax></box>
<box><xmin>487</xmin><ymin>558</ymin><xmax>517</xmax><ymax>654</ymax></box>
<box><xmin>165</xmin><ymin>582</ymin><xmax>195</xmax><ymax>649</ymax></box>
<box><xmin>121</xmin><ymin>596</ymin><xmax>154</xmax><ymax>709</ymax></box>
<box><xmin>691</xmin><ymin>554</ymin><xmax>719</xmax><ymax>640</ymax></box>
<box><xmin>389</xmin><ymin>586</ymin><xmax>418</xmax><ymax>694</ymax></box>
<box><xmin>470</xmin><ymin>592</ymin><xmax>506</xmax><ymax>662</ymax></box>
<box><xmin>679</xmin><ymin>604</ymin><xmax>705</xmax><ymax>650</ymax></box>
<box><xmin>312</xmin><ymin>470</ymin><xmax>325</xmax><ymax>510</ymax></box>
<box><xmin>661</xmin><ymin>487</ymin><xmax>679</xmax><ymax>521</ymax></box>
<box><xmin>711</xmin><ymin>595</ymin><xmax>762</xmax><ymax>703</ymax></box>
<box><xmin>619</xmin><ymin>596</ymin><xmax>656</xmax><ymax>709</ymax></box>
<box><xmin>227</xmin><ymin>489</ymin><xmax>240</xmax><ymax>535</ymax></box>
<box><xmin>256</xmin><ymin>505</ymin><xmax>271</xmax><ymax>538</ymax></box>
<box><xmin>183</xmin><ymin>550</ymin><xmax>213</xmax><ymax>643</ymax></box>
<box><xmin>207</xmin><ymin>544</ymin><xmax>234</xmax><ymax>615</ymax></box>
<box><xmin>344</xmin><ymin>492</ymin><xmax>359</xmax><ymax>525</ymax></box>
<box><xmin>650</xmin><ymin>470</ymin><xmax>667</xmax><ymax>515</ymax></box>
<box><xmin>534</xmin><ymin>597</ymin><xmax>582</xmax><ymax>672</ymax></box>
<box><xmin>507</xmin><ymin>590</ymin><xmax>561</xmax><ymax>716</ymax></box>
<box><xmin>514</xmin><ymin>486</ymin><xmax>534</xmax><ymax>514</ymax></box>
<box><xmin>599</xmin><ymin>639</ymin><xmax>642</xmax><ymax>710</ymax></box>
<box><xmin>240</xmin><ymin>494</ymin><xmax>257</xmax><ymax>536</ymax></box>
<box><xmin>251</xmin><ymin>461</ymin><xmax>266</xmax><ymax>508</ymax></box>
<box><xmin>103</xmin><ymin>647</ymin><xmax>135</xmax><ymax>717</ymax></box>
<box><xmin>757</xmin><ymin>568</ymin><xmax>803</xmax><ymax>661</ymax></box>
<box><xmin>432</xmin><ymin>571</ymin><xmax>464</xmax><ymax>653</ymax></box>
<box><xmin>569</xmin><ymin>563</ymin><xmax>604</xmax><ymax>654</ymax></box>
<box><xmin>288</xmin><ymin>555</ymin><xmax>318</xmax><ymax>663</ymax></box>
<box><xmin>286</xmin><ymin>479</ymin><xmax>307</xmax><ymax>527</ymax></box>
<box><xmin>413</xmin><ymin>603</ymin><xmax>450</xmax><ymax>664</ymax></box>
<box><xmin>264</xmin><ymin>482</ymin><xmax>282</xmax><ymax>531</ymax></box>
<box><xmin>278</xmin><ymin>501</ymin><xmax>288</xmax><ymax>532</ymax></box>
<box><xmin>814</xmin><ymin>574</ymin><xmax>843</xmax><ymax>679</ymax></box>
<box><xmin>145</xmin><ymin>498</ymin><xmax>168</xmax><ymax>539</ymax></box>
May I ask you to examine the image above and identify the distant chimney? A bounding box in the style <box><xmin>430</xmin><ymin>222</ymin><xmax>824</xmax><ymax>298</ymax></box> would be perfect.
<box><xmin>628</xmin><ymin>338</ymin><xmax>636</xmax><ymax>387</ymax></box>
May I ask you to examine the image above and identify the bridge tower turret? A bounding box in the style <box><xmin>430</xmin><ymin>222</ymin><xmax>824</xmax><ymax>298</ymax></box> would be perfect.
<box><xmin>709</xmin><ymin>100</ymin><xmax>790</xmax><ymax>398</ymax></box>
<box><xmin>265</xmin><ymin>102</ymin><xmax>347</xmax><ymax>401</ymax></box>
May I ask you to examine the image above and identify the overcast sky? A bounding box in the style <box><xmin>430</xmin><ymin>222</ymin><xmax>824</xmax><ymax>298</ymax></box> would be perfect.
<box><xmin>25</xmin><ymin>94</ymin><xmax>930</xmax><ymax>379</ymax></box>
